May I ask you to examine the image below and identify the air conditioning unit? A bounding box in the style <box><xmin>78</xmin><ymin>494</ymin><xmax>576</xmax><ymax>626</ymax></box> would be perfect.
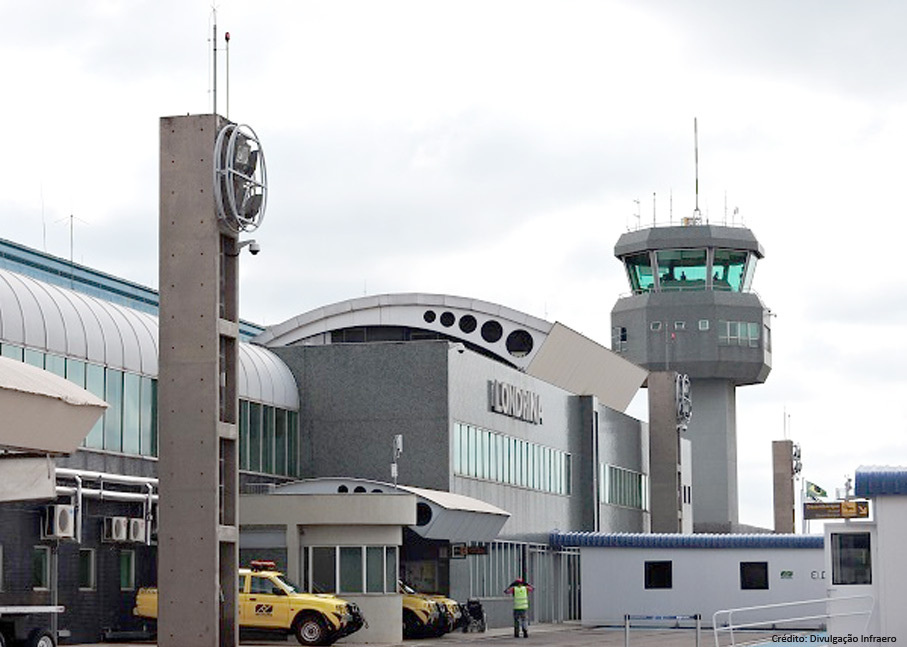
<box><xmin>43</xmin><ymin>504</ymin><xmax>75</xmax><ymax>540</ymax></box>
<box><xmin>103</xmin><ymin>516</ymin><xmax>129</xmax><ymax>542</ymax></box>
<box><xmin>128</xmin><ymin>518</ymin><xmax>146</xmax><ymax>543</ymax></box>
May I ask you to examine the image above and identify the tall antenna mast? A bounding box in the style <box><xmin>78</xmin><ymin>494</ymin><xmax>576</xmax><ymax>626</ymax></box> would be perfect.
<box><xmin>212</xmin><ymin>8</ymin><xmax>217</xmax><ymax>115</ymax></box>
<box><xmin>225</xmin><ymin>31</ymin><xmax>231</xmax><ymax>119</ymax></box>
<box><xmin>693</xmin><ymin>117</ymin><xmax>701</xmax><ymax>223</ymax></box>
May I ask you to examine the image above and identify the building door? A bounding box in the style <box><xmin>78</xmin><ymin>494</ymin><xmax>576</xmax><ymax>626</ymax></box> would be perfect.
<box><xmin>825</xmin><ymin>526</ymin><xmax>877</xmax><ymax>636</ymax></box>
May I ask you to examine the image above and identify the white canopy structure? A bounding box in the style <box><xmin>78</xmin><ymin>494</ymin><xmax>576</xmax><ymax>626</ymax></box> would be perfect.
<box><xmin>0</xmin><ymin>356</ymin><xmax>107</xmax><ymax>502</ymax></box>
<box><xmin>275</xmin><ymin>477</ymin><xmax>511</xmax><ymax>542</ymax></box>
<box><xmin>0</xmin><ymin>356</ymin><xmax>107</xmax><ymax>454</ymax></box>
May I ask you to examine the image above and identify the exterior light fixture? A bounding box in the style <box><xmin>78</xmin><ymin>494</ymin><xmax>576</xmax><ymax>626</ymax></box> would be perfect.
<box><xmin>214</xmin><ymin>123</ymin><xmax>268</xmax><ymax>233</ymax></box>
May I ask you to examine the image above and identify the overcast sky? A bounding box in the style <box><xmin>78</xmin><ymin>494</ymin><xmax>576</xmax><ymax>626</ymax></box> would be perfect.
<box><xmin>2</xmin><ymin>0</ymin><xmax>905</xmax><ymax>531</ymax></box>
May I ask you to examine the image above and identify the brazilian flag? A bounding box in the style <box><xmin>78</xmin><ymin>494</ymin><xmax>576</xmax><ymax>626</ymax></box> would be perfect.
<box><xmin>805</xmin><ymin>481</ymin><xmax>827</xmax><ymax>500</ymax></box>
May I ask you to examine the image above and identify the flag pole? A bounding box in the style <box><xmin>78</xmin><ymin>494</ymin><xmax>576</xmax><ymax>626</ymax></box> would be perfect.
<box><xmin>801</xmin><ymin>478</ymin><xmax>807</xmax><ymax>534</ymax></box>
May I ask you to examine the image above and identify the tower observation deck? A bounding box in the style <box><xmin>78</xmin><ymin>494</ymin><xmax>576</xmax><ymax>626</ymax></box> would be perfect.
<box><xmin>611</xmin><ymin>222</ymin><xmax>771</xmax><ymax>532</ymax></box>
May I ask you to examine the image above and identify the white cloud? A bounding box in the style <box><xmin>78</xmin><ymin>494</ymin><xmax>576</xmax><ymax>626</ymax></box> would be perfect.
<box><xmin>1</xmin><ymin>0</ymin><xmax>905</xmax><ymax>529</ymax></box>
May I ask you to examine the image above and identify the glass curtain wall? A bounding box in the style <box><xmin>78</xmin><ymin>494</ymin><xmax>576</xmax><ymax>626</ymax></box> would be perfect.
<box><xmin>0</xmin><ymin>343</ymin><xmax>299</xmax><ymax>479</ymax></box>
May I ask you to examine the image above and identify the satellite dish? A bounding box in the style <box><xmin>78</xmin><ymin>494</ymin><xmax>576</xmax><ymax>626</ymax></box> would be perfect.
<box><xmin>213</xmin><ymin>122</ymin><xmax>268</xmax><ymax>233</ymax></box>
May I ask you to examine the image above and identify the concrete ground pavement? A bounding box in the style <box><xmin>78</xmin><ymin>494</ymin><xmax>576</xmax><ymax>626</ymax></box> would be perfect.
<box><xmin>80</xmin><ymin>621</ymin><xmax>785</xmax><ymax>647</ymax></box>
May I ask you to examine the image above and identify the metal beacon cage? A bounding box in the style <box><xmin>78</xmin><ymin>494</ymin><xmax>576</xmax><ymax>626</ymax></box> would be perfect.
<box><xmin>213</xmin><ymin>122</ymin><xmax>268</xmax><ymax>233</ymax></box>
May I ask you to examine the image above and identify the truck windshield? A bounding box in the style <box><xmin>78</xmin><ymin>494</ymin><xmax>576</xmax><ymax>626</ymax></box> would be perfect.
<box><xmin>274</xmin><ymin>575</ymin><xmax>299</xmax><ymax>593</ymax></box>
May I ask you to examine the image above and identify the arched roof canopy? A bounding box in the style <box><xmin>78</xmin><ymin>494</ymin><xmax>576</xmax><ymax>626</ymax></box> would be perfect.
<box><xmin>0</xmin><ymin>268</ymin><xmax>298</xmax><ymax>410</ymax></box>
<box><xmin>256</xmin><ymin>293</ymin><xmax>646</xmax><ymax>412</ymax></box>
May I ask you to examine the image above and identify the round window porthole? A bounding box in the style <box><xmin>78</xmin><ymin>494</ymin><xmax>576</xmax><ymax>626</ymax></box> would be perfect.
<box><xmin>459</xmin><ymin>314</ymin><xmax>477</xmax><ymax>334</ymax></box>
<box><xmin>337</xmin><ymin>485</ymin><xmax>349</xmax><ymax>493</ymax></box>
<box><xmin>371</xmin><ymin>488</ymin><xmax>383</xmax><ymax>493</ymax></box>
<box><xmin>506</xmin><ymin>329</ymin><xmax>534</xmax><ymax>357</ymax></box>
<box><xmin>481</xmin><ymin>320</ymin><xmax>503</xmax><ymax>343</ymax></box>
<box><xmin>354</xmin><ymin>486</ymin><xmax>367</xmax><ymax>493</ymax></box>
<box><xmin>440</xmin><ymin>311</ymin><xmax>455</xmax><ymax>327</ymax></box>
<box><xmin>423</xmin><ymin>310</ymin><xmax>436</xmax><ymax>323</ymax></box>
<box><xmin>416</xmin><ymin>502</ymin><xmax>433</xmax><ymax>526</ymax></box>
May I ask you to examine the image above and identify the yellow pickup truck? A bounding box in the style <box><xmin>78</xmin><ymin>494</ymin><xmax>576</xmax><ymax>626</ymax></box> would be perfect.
<box><xmin>398</xmin><ymin>580</ymin><xmax>445</xmax><ymax>638</ymax></box>
<box><xmin>134</xmin><ymin>561</ymin><xmax>365</xmax><ymax>646</ymax></box>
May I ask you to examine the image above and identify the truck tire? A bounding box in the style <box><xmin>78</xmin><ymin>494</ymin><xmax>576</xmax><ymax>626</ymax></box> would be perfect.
<box><xmin>402</xmin><ymin>609</ymin><xmax>420</xmax><ymax>638</ymax></box>
<box><xmin>293</xmin><ymin>614</ymin><xmax>327</xmax><ymax>646</ymax></box>
<box><xmin>26</xmin><ymin>629</ymin><xmax>56</xmax><ymax>647</ymax></box>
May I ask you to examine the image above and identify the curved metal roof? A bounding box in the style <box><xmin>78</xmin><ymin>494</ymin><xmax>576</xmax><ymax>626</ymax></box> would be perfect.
<box><xmin>239</xmin><ymin>343</ymin><xmax>299</xmax><ymax>409</ymax></box>
<box><xmin>255</xmin><ymin>293</ymin><xmax>647</xmax><ymax>412</ymax></box>
<box><xmin>549</xmin><ymin>531</ymin><xmax>824</xmax><ymax>550</ymax></box>
<box><xmin>0</xmin><ymin>267</ymin><xmax>159</xmax><ymax>375</ymax></box>
<box><xmin>855</xmin><ymin>465</ymin><xmax>907</xmax><ymax>498</ymax></box>
<box><xmin>0</xmin><ymin>267</ymin><xmax>298</xmax><ymax>410</ymax></box>
<box><xmin>255</xmin><ymin>293</ymin><xmax>554</xmax><ymax>370</ymax></box>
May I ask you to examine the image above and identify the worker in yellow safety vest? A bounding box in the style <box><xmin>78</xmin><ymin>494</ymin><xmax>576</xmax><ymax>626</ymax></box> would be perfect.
<box><xmin>504</xmin><ymin>577</ymin><xmax>534</xmax><ymax>638</ymax></box>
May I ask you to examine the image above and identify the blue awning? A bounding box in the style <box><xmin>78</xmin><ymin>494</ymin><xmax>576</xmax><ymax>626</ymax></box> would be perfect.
<box><xmin>549</xmin><ymin>531</ymin><xmax>823</xmax><ymax>550</ymax></box>
<box><xmin>855</xmin><ymin>465</ymin><xmax>907</xmax><ymax>498</ymax></box>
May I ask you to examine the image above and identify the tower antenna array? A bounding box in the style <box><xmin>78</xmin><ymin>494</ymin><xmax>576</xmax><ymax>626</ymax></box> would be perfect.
<box><xmin>693</xmin><ymin>118</ymin><xmax>702</xmax><ymax>224</ymax></box>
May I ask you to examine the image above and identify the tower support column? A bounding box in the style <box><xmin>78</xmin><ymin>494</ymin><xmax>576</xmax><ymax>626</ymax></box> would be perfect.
<box><xmin>158</xmin><ymin>114</ymin><xmax>239</xmax><ymax>647</ymax></box>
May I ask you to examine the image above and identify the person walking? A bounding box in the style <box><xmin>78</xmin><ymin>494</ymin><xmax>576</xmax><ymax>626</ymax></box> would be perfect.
<box><xmin>504</xmin><ymin>577</ymin><xmax>534</xmax><ymax>638</ymax></box>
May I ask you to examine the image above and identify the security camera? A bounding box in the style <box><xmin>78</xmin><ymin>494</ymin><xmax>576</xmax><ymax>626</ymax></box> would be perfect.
<box><xmin>234</xmin><ymin>239</ymin><xmax>260</xmax><ymax>256</ymax></box>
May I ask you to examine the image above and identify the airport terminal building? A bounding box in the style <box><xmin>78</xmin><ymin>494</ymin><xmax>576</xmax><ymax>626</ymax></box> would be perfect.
<box><xmin>0</xmin><ymin>237</ymin><xmax>652</xmax><ymax>642</ymax></box>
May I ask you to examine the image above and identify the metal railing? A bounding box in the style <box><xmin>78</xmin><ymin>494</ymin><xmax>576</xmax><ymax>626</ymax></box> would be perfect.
<box><xmin>624</xmin><ymin>614</ymin><xmax>702</xmax><ymax>647</ymax></box>
<box><xmin>712</xmin><ymin>595</ymin><xmax>874</xmax><ymax>647</ymax></box>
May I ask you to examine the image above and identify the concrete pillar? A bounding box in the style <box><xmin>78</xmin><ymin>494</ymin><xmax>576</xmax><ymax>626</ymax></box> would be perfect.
<box><xmin>648</xmin><ymin>371</ymin><xmax>683</xmax><ymax>533</ymax></box>
<box><xmin>158</xmin><ymin>114</ymin><xmax>239</xmax><ymax>647</ymax></box>
<box><xmin>772</xmin><ymin>440</ymin><xmax>795</xmax><ymax>533</ymax></box>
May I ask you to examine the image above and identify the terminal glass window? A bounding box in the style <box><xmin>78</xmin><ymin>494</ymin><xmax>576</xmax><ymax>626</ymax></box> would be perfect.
<box><xmin>656</xmin><ymin>249</ymin><xmax>707</xmax><ymax>291</ymax></box>
<box><xmin>104</xmin><ymin>369</ymin><xmax>124</xmax><ymax>452</ymax></box>
<box><xmin>139</xmin><ymin>376</ymin><xmax>158</xmax><ymax>457</ymax></box>
<box><xmin>452</xmin><ymin>422</ymin><xmax>571</xmax><ymax>495</ymax></box>
<box><xmin>275</xmin><ymin>409</ymin><xmax>287</xmax><ymax>476</ymax></box>
<box><xmin>385</xmin><ymin>547</ymin><xmax>397</xmax><ymax>593</ymax></box>
<box><xmin>713</xmin><ymin>249</ymin><xmax>750</xmax><ymax>292</ymax></box>
<box><xmin>122</xmin><ymin>372</ymin><xmax>141</xmax><ymax>455</ymax></box>
<box><xmin>366</xmin><ymin>546</ymin><xmax>384</xmax><ymax>593</ymax></box>
<box><xmin>624</xmin><ymin>253</ymin><xmax>655</xmax><ymax>293</ymax></box>
<box><xmin>66</xmin><ymin>358</ymin><xmax>86</xmax><ymax>388</ymax></box>
<box><xmin>288</xmin><ymin>411</ymin><xmax>299</xmax><ymax>477</ymax></box>
<box><xmin>84</xmin><ymin>364</ymin><xmax>105</xmax><ymax>449</ymax></box>
<box><xmin>340</xmin><ymin>547</ymin><xmax>363</xmax><ymax>593</ymax></box>
<box><xmin>45</xmin><ymin>354</ymin><xmax>66</xmax><ymax>377</ymax></box>
<box><xmin>304</xmin><ymin>546</ymin><xmax>396</xmax><ymax>594</ymax></box>
<box><xmin>831</xmin><ymin>533</ymin><xmax>872</xmax><ymax>585</ymax></box>
<box><xmin>1</xmin><ymin>343</ymin><xmax>23</xmax><ymax>361</ymax></box>
<box><xmin>311</xmin><ymin>547</ymin><xmax>336</xmax><ymax>593</ymax></box>
<box><xmin>262</xmin><ymin>406</ymin><xmax>275</xmax><ymax>474</ymax></box>
<box><xmin>239</xmin><ymin>401</ymin><xmax>250</xmax><ymax>470</ymax></box>
<box><xmin>24</xmin><ymin>347</ymin><xmax>43</xmax><ymax>368</ymax></box>
<box><xmin>644</xmin><ymin>561</ymin><xmax>672</xmax><ymax>589</ymax></box>
<box><xmin>601</xmin><ymin>464</ymin><xmax>648</xmax><ymax>511</ymax></box>
<box><xmin>248</xmin><ymin>403</ymin><xmax>262</xmax><ymax>472</ymax></box>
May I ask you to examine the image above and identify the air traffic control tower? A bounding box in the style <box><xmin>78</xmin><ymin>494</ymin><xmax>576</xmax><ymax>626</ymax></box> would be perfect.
<box><xmin>611</xmin><ymin>221</ymin><xmax>771</xmax><ymax>533</ymax></box>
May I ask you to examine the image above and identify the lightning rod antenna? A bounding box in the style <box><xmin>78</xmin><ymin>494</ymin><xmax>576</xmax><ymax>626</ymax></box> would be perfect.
<box><xmin>212</xmin><ymin>6</ymin><xmax>217</xmax><ymax>115</ymax></box>
<box><xmin>225</xmin><ymin>31</ymin><xmax>231</xmax><ymax>120</ymax></box>
<box><xmin>694</xmin><ymin>117</ymin><xmax>701</xmax><ymax>223</ymax></box>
